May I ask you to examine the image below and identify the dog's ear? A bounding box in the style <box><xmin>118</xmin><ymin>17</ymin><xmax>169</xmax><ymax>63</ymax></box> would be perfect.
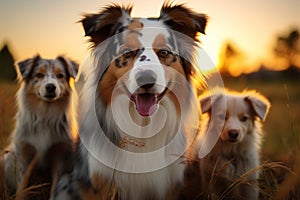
<box><xmin>56</xmin><ymin>56</ymin><xmax>79</xmax><ymax>79</ymax></box>
<box><xmin>160</xmin><ymin>3</ymin><xmax>208</xmax><ymax>40</ymax></box>
<box><xmin>245</xmin><ymin>92</ymin><xmax>271</xmax><ymax>121</ymax></box>
<box><xmin>16</xmin><ymin>55</ymin><xmax>41</xmax><ymax>80</ymax></box>
<box><xmin>80</xmin><ymin>5</ymin><xmax>132</xmax><ymax>47</ymax></box>
<box><xmin>200</xmin><ymin>93</ymin><xmax>223</xmax><ymax>114</ymax></box>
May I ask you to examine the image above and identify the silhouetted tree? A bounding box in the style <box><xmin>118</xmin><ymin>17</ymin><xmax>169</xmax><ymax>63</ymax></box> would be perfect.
<box><xmin>0</xmin><ymin>43</ymin><xmax>16</xmax><ymax>81</ymax></box>
<box><xmin>274</xmin><ymin>29</ymin><xmax>300</xmax><ymax>68</ymax></box>
<box><xmin>218</xmin><ymin>41</ymin><xmax>244</xmax><ymax>77</ymax></box>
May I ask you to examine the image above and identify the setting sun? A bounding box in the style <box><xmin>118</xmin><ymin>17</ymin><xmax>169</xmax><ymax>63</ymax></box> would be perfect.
<box><xmin>0</xmin><ymin>0</ymin><xmax>299</xmax><ymax>76</ymax></box>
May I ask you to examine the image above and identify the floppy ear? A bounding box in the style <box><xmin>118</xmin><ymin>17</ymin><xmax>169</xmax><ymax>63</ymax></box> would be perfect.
<box><xmin>56</xmin><ymin>56</ymin><xmax>79</xmax><ymax>79</ymax></box>
<box><xmin>200</xmin><ymin>93</ymin><xmax>223</xmax><ymax>114</ymax></box>
<box><xmin>16</xmin><ymin>55</ymin><xmax>41</xmax><ymax>80</ymax></box>
<box><xmin>245</xmin><ymin>92</ymin><xmax>271</xmax><ymax>121</ymax></box>
<box><xmin>160</xmin><ymin>3</ymin><xmax>208</xmax><ymax>40</ymax></box>
<box><xmin>80</xmin><ymin>5</ymin><xmax>132</xmax><ymax>47</ymax></box>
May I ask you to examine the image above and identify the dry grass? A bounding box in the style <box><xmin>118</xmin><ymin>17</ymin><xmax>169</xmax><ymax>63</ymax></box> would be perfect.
<box><xmin>0</xmin><ymin>81</ymin><xmax>18</xmax><ymax>151</ymax></box>
<box><xmin>220</xmin><ymin>162</ymin><xmax>291</xmax><ymax>200</ymax></box>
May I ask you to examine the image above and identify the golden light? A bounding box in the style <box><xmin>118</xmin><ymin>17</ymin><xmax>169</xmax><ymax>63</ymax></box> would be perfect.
<box><xmin>69</xmin><ymin>77</ymin><xmax>75</xmax><ymax>91</ymax></box>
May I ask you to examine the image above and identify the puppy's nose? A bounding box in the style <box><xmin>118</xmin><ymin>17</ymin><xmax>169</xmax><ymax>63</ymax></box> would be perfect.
<box><xmin>135</xmin><ymin>70</ymin><xmax>157</xmax><ymax>90</ymax></box>
<box><xmin>45</xmin><ymin>83</ymin><xmax>56</xmax><ymax>93</ymax></box>
<box><xmin>228</xmin><ymin>129</ymin><xmax>239</xmax><ymax>139</ymax></box>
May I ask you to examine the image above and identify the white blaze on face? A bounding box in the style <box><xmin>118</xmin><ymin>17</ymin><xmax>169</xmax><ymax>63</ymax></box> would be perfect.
<box><xmin>125</xmin><ymin>19</ymin><xmax>174</xmax><ymax>116</ymax></box>
<box><xmin>128</xmin><ymin>19</ymin><xmax>170</xmax><ymax>94</ymax></box>
<box><xmin>38</xmin><ymin>69</ymin><xmax>61</xmax><ymax>101</ymax></box>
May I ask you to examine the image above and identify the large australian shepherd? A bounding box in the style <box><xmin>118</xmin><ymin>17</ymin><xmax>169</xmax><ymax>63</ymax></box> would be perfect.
<box><xmin>52</xmin><ymin>3</ymin><xmax>207</xmax><ymax>200</ymax></box>
<box><xmin>4</xmin><ymin>55</ymin><xmax>78</xmax><ymax>199</ymax></box>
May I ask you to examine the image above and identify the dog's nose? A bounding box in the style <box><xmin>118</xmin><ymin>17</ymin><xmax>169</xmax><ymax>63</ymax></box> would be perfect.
<box><xmin>45</xmin><ymin>84</ymin><xmax>56</xmax><ymax>93</ymax></box>
<box><xmin>135</xmin><ymin>70</ymin><xmax>157</xmax><ymax>90</ymax></box>
<box><xmin>228</xmin><ymin>129</ymin><xmax>239</xmax><ymax>139</ymax></box>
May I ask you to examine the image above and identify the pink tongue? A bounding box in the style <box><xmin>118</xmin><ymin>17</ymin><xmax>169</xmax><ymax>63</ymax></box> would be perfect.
<box><xmin>135</xmin><ymin>94</ymin><xmax>158</xmax><ymax>116</ymax></box>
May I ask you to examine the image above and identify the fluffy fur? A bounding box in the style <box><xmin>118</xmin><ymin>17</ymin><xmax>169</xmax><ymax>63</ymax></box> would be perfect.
<box><xmin>4</xmin><ymin>55</ymin><xmax>78</xmax><ymax>199</ymax></box>
<box><xmin>196</xmin><ymin>89</ymin><xmax>271</xmax><ymax>199</ymax></box>
<box><xmin>52</xmin><ymin>3</ymin><xmax>207</xmax><ymax>200</ymax></box>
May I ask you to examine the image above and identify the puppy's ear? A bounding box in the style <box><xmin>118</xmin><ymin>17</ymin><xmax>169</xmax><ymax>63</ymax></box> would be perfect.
<box><xmin>245</xmin><ymin>92</ymin><xmax>271</xmax><ymax>121</ymax></box>
<box><xmin>200</xmin><ymin>93</ymin><xmax>223</xmax><ymax>114</ymax></box>
<box><xmin>56</xmin><ymin>56</ymin><xmax>78</xmax><ymax>79</ymax></box>
<box><xmin>160</xmin><ymin>3</ymin><xmax>208</xmax><ymax>40</ymax></box>
<box><xmin>80</xmin><ymin>5</ymin><xmax>132</xmax><ymax>47</ymax></box>
<box><xmin>16</xmin><ymin>55</ymin><xmax>40</xmax><ymax>80</ymax></box>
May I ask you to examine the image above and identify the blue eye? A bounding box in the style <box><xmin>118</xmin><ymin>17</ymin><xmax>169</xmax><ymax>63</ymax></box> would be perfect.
<box><xmin>122</xmin><ymin>48</ymin><xmax>133</xmax><ymax>58</ymax></box>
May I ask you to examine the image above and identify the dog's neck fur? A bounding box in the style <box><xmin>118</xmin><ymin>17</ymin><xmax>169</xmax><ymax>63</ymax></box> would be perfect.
<box><xmin>77</xmin><ymin>75</ymin><xmax>189</xmax><ymax>199</ymax></box>
<box><xmin>13</xmin><ymin>85</ymin><xmax>73</xmax><ymax>153</ymax></box>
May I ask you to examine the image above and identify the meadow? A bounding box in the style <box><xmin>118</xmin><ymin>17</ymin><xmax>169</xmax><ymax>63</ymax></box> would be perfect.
<box><xmin>0</xmin><ymin>75</ymin><xmax>299</xmax><ymax>199</ymax></box>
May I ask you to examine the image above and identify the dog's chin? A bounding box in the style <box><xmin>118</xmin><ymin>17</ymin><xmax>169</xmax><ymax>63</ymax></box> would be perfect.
<box><xmin>39</xmin><ymin>93</ymin><xmax>59</xmax><ymax>102</ymax></box>
<box><xmin>220</xmin><ymin>136</ymin><xmax>239</xmax><ymax>144</ymax></box>
<box><xmin>226</xmin><ymin>138</ymin><xmax>240</xmax><ymax>143</ymax></box>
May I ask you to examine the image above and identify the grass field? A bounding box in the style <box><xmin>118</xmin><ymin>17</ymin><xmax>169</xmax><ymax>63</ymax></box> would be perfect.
<box><xmin>0</xmin><ymin>81</ymin><xmax>18</xmax><ymax>150</ymax></box>
<box><xmin>0</xmin><ymin>76</ymin><xmax>299</xmax><ymax>199</ymax></box>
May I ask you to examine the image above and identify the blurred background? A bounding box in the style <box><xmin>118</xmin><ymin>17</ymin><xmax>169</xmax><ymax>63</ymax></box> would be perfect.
<box><xmin>0</xmin><ymin>0</ymin><xmax>299</xmax><ymax>199</ymax></box>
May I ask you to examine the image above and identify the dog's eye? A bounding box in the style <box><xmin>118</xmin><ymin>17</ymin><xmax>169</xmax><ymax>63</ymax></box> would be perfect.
<box><xmin>122</xmin><ymin>48</ymin><xmax>134</xmax><ymax>58</ymax></box>
<box><xmin>35</xmin><ymin>73</ymin><xmax>44</xmax><ymax>78</ymax></box>
<box><xmin>158</xmin><ymin>49</ymin><xmax>171</xmax><ymax>58</ymax></box>
<box><xmin>218</xmin><ymin>114</ymin><xmax>227</xmax><ymax>120</ymax></box>
<box><xmin>240</xmin><ymin>116</ymin><xmax>248</xmax><ymax>122</ymax></box>
<box><xmin>56</xmin><ymin>73</ymin><xmax>64</xmax><ymax>79</ymax></box>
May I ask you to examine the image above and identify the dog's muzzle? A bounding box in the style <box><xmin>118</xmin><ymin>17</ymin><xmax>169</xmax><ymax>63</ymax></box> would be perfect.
<box><xmin>131</xmin><ymin>70</ymin><xmax>158</xmax><ymax>116</ymax></box>
<box><xmin>45</xmin><ymin>83</ymin><xmax>57</xmax><ymax>99</ymax></box>
<box><xmin>125</xmin><ymin>69</ymin><xmax>167</xmax><ymax>117</ymax></box>
<box><xmin>126</xmin><ymin>49</ymin><xmax>167</xmax><ymax>116</ymax></box>
<box><xmin>135</xmin><ymin>70</ymin><xmax>157</xmax><ymax>90</ymax></box>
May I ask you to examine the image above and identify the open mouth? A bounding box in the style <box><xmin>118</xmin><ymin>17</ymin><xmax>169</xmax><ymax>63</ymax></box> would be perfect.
<box><xmin>122</xmin><ymin>82</ymin><xmax>168</xmax><ymax>116</ymax></box>
<box><xmin>130</xmin><ymin>93</ymin><xmax>162</xmax><ymax>116</ymax></box>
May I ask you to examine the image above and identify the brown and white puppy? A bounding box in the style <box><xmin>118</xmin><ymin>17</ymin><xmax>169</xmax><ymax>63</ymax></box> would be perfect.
<box><xmin>196</xmin><ymin>89</ymin><xmax>270</xmax><ymax>200</ymax></box>
<box><xmin>4</xmin><ymin>55</ymin><xmax>78</xmax><ymax>199</ymax></box>
<box><xmin>51</xmin><ymin>3</ymin><xmax>207</xmax><ymax>200</ymax></box>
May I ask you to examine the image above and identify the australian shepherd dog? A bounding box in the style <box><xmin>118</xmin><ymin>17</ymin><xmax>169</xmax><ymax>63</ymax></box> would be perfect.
<box><xmin>195</xmin><ymin>89</ymin><xmax>271</xmax><ymax>199</ymax></box>
<box><xmin>4</xmin><ymin>55</ymin><xmax>78</xmax><ymax>199</ymax></box>
<box><xmin>52</xmin><ymin>3</ymin><xmax>207</xmax><ymax>200</ymax></box>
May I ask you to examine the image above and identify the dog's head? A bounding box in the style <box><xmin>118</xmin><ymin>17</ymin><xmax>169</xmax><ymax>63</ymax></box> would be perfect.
<box><xmin>80</xmin><ymin>3</ymin><xmax>207</xmax><ymax>116</ymax></box>
<box><xmin>16</xmin><ymin>55</ymin><xmax>78</xmax><ymax>102</ymax></box>
<box><xmin>200</xmin><ymin>90</ymin><xmax>271</xmax><ymax>143</ymax></box>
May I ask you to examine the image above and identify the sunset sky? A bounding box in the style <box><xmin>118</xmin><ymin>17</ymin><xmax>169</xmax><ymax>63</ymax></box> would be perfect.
<box><xmin>0</xmin><ymin>0</ymin><xmax>299</xmax><ymax>75</ymax></box>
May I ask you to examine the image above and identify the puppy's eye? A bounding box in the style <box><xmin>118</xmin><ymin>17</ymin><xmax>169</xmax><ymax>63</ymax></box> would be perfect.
<box><xmin>56</xmin><ymin>73</ymin><xmax>64</xmax><ymax>79</ymax></box>
<box><xmin>240</xmin><ymin>116</ymin><xmax>248</xmax><ymax>122</ymax></box>
<box><xmin>218</xmin><ymin>114</ymin><xmax>227</xmax><ymax>120</ymax></box>
<box><xmin>158</xmin><ymin>49</ymin><xmax>171</xmax><ymax>58</ymax></box>
<box><xmin>35</xmin><ymin>73</ymin><xmax>44</xmax><ymax>78</ymax></box>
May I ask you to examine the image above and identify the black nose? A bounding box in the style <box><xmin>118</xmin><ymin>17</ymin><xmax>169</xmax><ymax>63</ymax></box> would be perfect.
<box><xmin>228</xmin><ymin>129</ymin><xmax>239</xmax><ymax>139</ymax></box>
<box><xmin>45</xmin><ymin>84</ymin><xmax>56</xmax><ymax>93</ymax></box>
<box><xmin>135</xmin><ymin>70</ymin><xmax>157</xmax><ymax>90</ymax></box>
